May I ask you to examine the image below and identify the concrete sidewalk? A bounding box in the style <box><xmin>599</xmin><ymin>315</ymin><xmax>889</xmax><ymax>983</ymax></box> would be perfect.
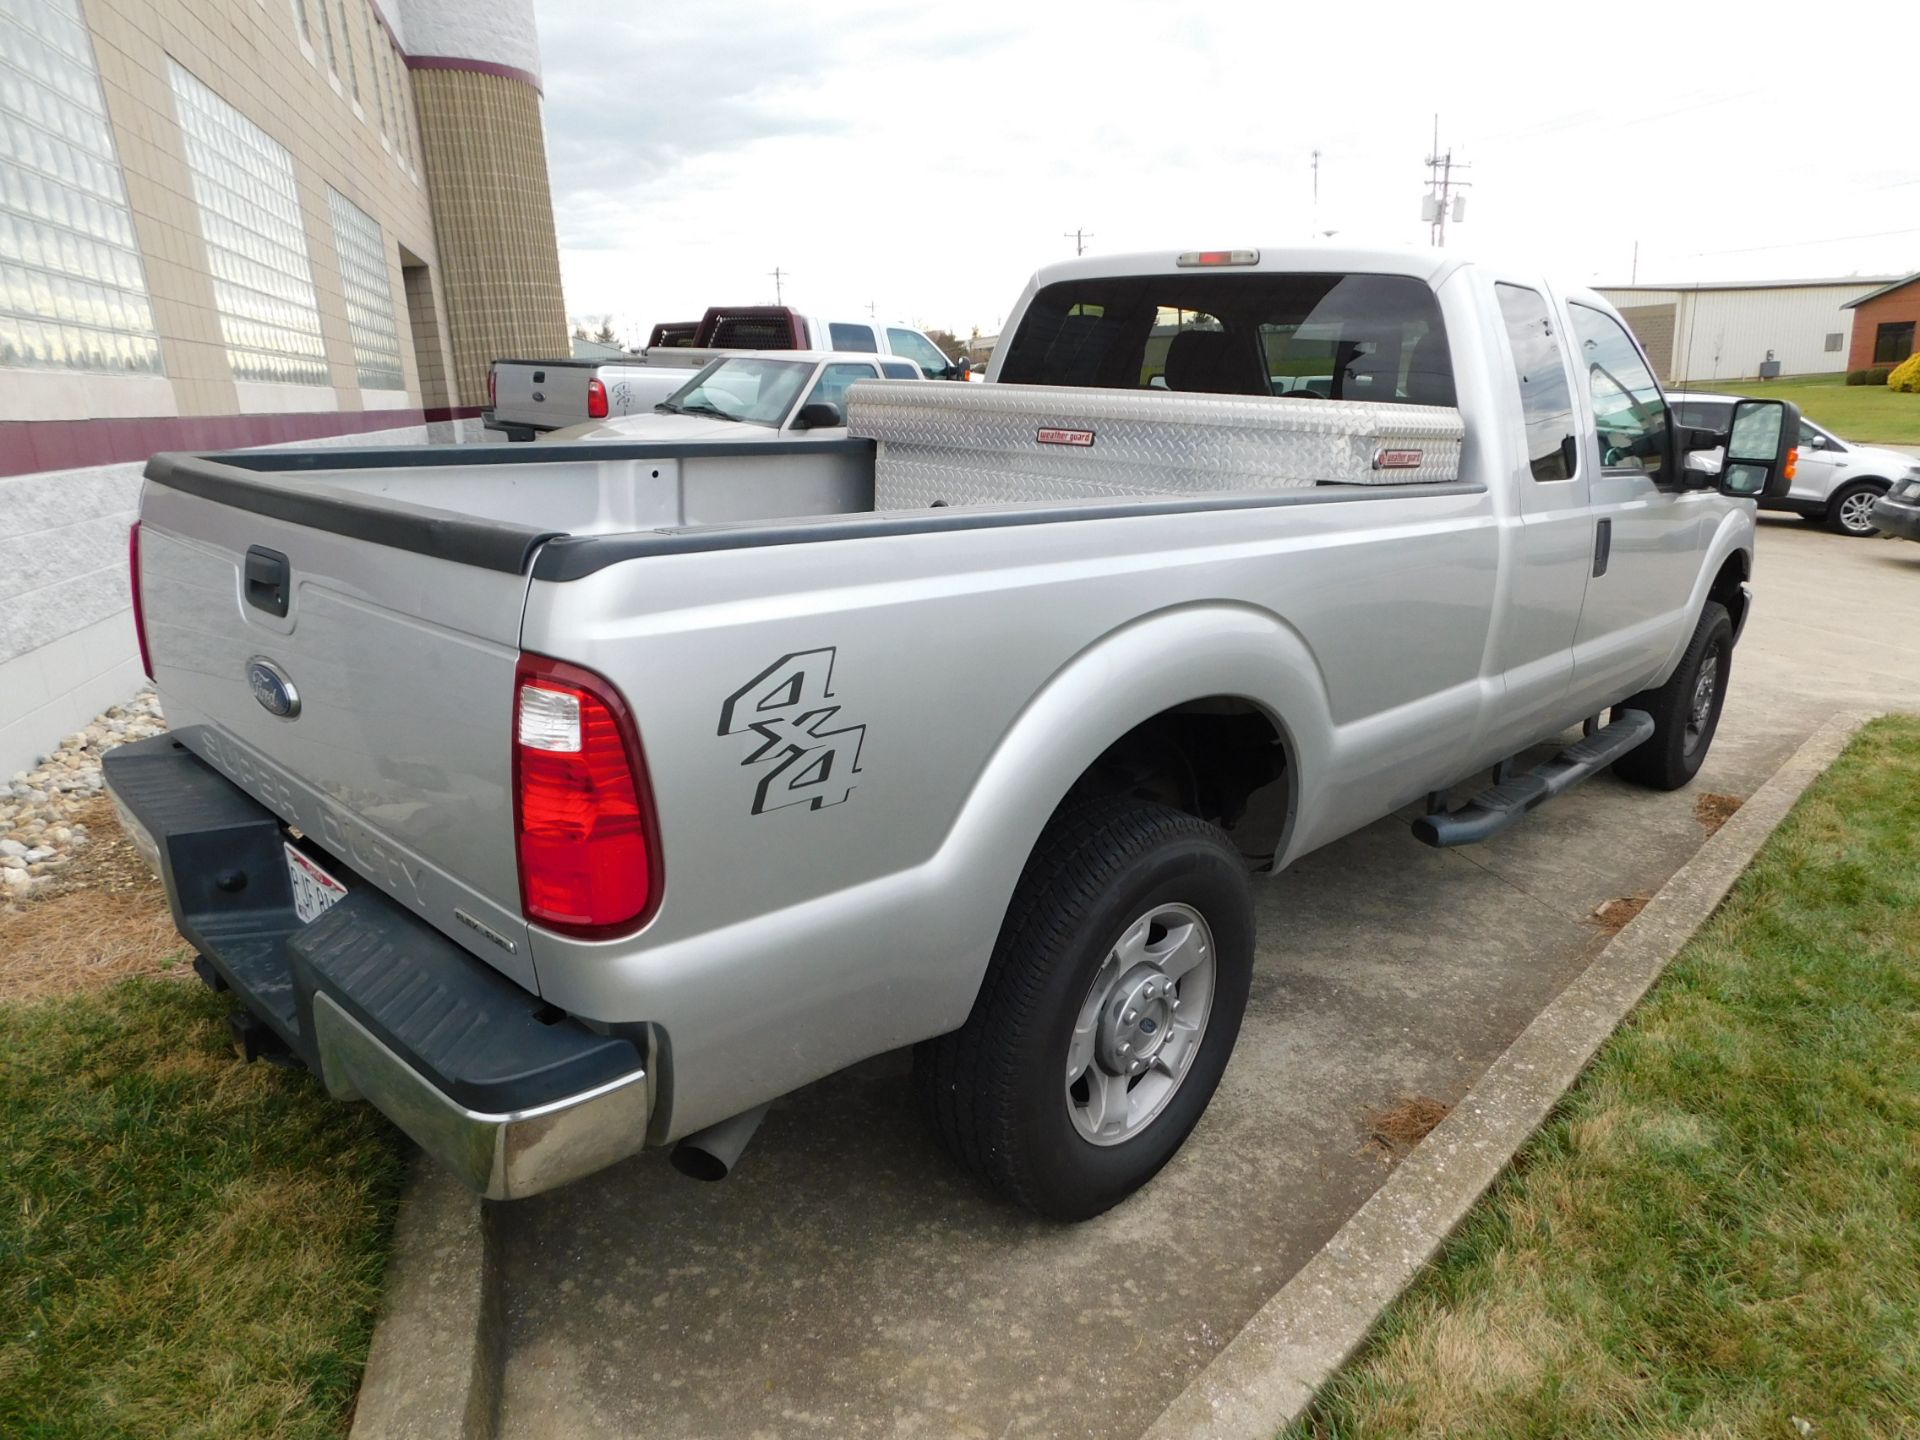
<box><xmin>490</xmin><ymin>519</ymin><xmax>1920</xmax><ymax>1440</ymax></box>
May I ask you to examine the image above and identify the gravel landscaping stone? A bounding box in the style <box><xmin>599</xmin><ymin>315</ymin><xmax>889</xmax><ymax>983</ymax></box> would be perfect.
<box><xmin>1</xmin><ymin>688</ymin><xmax>164</xmax><ymax>912</ymax></box>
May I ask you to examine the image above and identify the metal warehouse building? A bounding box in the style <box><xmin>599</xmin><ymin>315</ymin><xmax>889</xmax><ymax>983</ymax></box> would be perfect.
<box><xmin>1594</xmin><ymin>277</ymin><xmax>1898</xmax><ymax>385</ymax></box>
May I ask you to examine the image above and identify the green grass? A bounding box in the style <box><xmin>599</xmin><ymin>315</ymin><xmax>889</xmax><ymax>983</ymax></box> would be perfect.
<box><xmin>1288</xmin><ymin>715</ymin><xmax>1920</xmax><ymax>1440</ymax></box>
<box><xmin>0</xmin><ymin>980</ymin><xmax>407</xmax><ymax>1440</ymax></box>
<box><xmin>1693</xmin><ymin>375</ymin><xmax>1920</xmax><ymax>445</ymax></box>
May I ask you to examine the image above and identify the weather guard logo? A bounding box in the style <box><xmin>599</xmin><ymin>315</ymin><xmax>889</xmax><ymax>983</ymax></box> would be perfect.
<box><xmin>718</xmin><ymin>649</ymin><xmax>867</xmax><ymax>815</ymax></box>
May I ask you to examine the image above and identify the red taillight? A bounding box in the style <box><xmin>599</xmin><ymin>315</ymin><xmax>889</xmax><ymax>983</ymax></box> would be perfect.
<box><xmin>487</xmin><ymin>364</ymin><xmax>497</xmax><ymax>409</ymax></box>
<box><xmin>513</xmin><ymin>654</ymin><xmax>660</xmax><ymax>937</ymax></box>
<box><xmin>128</xmin><ymin>522</ymin><xmax>153</xmax><ymax>678</ymax></box>
<box><xmin>586</xmin><ymin>376</ymin><xmax>608</xmax><ymax>419</ymax></box>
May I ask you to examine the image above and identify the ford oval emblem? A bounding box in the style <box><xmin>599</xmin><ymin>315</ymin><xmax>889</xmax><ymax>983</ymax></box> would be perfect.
<box><xmin>247</xmin><ymin>657</ymin><xmax>300</xmax><ymax>718</ymax></box>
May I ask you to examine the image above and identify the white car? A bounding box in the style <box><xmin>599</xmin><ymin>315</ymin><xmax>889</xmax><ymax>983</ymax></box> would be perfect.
<box><xmin>1671</xmin><ymin>393</ymin><xmax>1911</xmax><ymax>536</ymax></box>
<box><xmin>540</xmin><ymin>351</ymin><xmax>922</xmax><ymax>444</ymax></box>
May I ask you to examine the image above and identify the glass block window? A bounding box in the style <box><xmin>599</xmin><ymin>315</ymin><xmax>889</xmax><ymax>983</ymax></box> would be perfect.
<box><xmin>168</xmin><ymin>60</ymin><xmax>328</xmax><ymax>386</ymax></box>
<box><xmin>0</xmin><ymin>0</ymin><xmax>161</xmax><ymax>374</ymax></box>
<box><xmin>326</xmin><ymin>187</ymin><xmax>402</xmax><ymax>391</ymax></box>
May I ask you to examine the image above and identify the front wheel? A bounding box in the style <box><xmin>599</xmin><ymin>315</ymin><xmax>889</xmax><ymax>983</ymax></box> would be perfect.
<box><xmin>1612</xmin><ymin>600</ymin><xmax>1732</xmax><ymax>791</ymax></box>
<box><xmin>1825</xmin><ymin>482</ymin><xmax>1887</xmax><ymax>537</ymax></box>
<box><xmin>915</xmin><ymin>798</ymin><xmax>1254</xmax><ymax>1220</ymax></box>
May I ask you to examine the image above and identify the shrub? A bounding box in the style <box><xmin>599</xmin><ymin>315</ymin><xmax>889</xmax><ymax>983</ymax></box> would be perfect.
<box><xmin>1888</xmin><ymin>354</ymin><xmax>1920</xmax><ymax>393</ymax></box>
<box><xmin>1867</xmin><ymin>365</ymin><xmax>1897</xmax><ymax>386</ymax></box>
<box><xmin>1846</xmin><ymin>369</ymin><xmax>1871</xmax><ymax>385</ymax></box>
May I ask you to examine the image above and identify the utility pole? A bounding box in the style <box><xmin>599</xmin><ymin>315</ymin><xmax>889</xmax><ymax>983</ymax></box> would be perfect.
<box><xmin>768</xmin><ymin>266</ymin><xmax>788</xmax><ymax>305</ymax></box>
<box><xmin>1063</xmin><ymin>228</ymin><xmax>1092</xmax><ymax>257</ymax></box>
<box><xmin>1422</xmin><ymin>115</ymin><xmax>1472</xmax><ymax>248</ymax></box>
<box><xmin>1310</xmin><ymin>147</ymin><xmax>1323</xmax><ymax>240</ymax></box>
<box><xmin>1631</xmin><ymin>240</ymin><xmax>1639</xmax><ymax>284</ymax></box>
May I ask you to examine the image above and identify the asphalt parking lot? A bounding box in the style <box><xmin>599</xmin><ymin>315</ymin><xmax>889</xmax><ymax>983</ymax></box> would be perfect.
<box><xmin>493</xmin><ymin>519</ymin><xmax>1920</xmax><ymax>1440</ymax></box>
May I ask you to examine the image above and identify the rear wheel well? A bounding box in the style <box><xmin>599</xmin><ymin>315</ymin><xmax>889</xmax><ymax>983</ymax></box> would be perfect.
<box><xmin>1065</xmin><ymin>698</ymin><xmax>1293</xmax><ymax>868</ymax></box>
<box><xmin>1709</xmin><ymin>552</ymin><xmax>1749</xmax><ymax>639</ymax></box>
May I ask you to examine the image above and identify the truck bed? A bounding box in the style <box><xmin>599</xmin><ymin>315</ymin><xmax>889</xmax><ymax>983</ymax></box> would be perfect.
<box><xmin>154</xmin><ymin>383</ymin><xmax>1465</xmax><ymax>573</ymax></box>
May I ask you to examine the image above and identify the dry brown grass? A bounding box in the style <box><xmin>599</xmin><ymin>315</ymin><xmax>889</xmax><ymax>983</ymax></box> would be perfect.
<box><xmin>1366</xmin><ymin>1094</ymin><xmax>1452</xmax><ymax>1158</ymax></box>
<box><xmin>0</xmin><ymin>796</ymin><xmax>186</xmax><ymax>1004</ymax></box>
<box><xmin>1695</xmin><ymin>791</ymin><xmax>1743</xmax><ymax>835</ymax></box>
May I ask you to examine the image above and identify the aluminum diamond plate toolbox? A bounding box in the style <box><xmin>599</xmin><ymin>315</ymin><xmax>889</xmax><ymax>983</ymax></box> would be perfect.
<box><xmin>849</xmin><ymin>381</ymin><xmax>1465</xmax><ymax>511</ymax></box>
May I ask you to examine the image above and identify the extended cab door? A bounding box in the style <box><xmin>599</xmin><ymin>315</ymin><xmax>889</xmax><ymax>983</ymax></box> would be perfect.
<box><xmin>1563</xmin><ymin>302</ymin><xmax>1708</xmax><ymax>711</ymax></box>
<box><xmin>1483</xmin><ymin>278</ymin><xmax>1592</xmax><ymax>751</ymax></box>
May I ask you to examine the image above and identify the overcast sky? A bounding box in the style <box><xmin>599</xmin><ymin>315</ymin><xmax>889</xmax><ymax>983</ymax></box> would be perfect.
<box><xmin>533</xmin><ymin>0</ymin><xmax>1916</xmax><ymax>346</ymax></box>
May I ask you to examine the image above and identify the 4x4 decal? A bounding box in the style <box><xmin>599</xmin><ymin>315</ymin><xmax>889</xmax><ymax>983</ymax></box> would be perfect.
<box><xmin>718</xmin><ymin>648</ymin><xmax>866</xmax><ymax>814</ymax></box>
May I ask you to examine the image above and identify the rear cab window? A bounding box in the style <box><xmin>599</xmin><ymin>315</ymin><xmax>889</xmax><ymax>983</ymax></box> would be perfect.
<box><xmin>996</xmin><ymin>272</ymin><xmax>1455</xmax><ymax>406</ymax></box>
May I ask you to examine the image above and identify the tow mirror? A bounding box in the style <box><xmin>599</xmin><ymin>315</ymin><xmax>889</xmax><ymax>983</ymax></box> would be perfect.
<box><xmin>1716</xmin><ymin>399</ymin><xmax>1800</xmax><ymax>499</ymax></box>
<box><xmin>792</xmin><ymin>400</ymin><xmax>844</xmax><ymax>430</ymax></box>
<box><xmin>952</xmin><ymin>357</ymin><xmax>972</xmax><ymax>381</ymax></box>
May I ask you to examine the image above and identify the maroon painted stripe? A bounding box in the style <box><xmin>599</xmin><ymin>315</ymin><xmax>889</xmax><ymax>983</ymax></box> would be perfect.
<box><xmin>0</xmin><ymin>407</ymin><xmax>484</xmax><ymax>480</ymax></box>
<box><xmin>404</xmin><ymin>54</ymin><xmax>542</xmax><ymax>93</ymax></box>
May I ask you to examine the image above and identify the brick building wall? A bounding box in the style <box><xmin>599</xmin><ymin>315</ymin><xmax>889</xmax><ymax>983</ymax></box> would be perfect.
<box><xmin>1847</xmin><ymin>282</ymin><xmax>1920</xmax><ymax>372</ymax></box>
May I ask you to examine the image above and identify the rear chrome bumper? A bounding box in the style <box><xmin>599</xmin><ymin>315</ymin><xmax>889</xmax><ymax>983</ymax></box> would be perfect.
<box><xmin>309</xmin><ymin>994</ymin><xmax>653</xmax><ymax>1199</ymax></box>
<box><xmin>104</xmin><ymin>734</ymin><xmax>652</xmax><ymax>1200</ymax></box>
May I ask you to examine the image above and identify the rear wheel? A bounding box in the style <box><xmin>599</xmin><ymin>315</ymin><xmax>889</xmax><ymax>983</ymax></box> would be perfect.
<box><xmin>1825</xmin><ymin>482</ymin><xmax>1886</xmax><ymax>537</ymax></box>
<box><xmin>915</xmin><ymin>797</ymin><xmax>1253</xmax><ymax>1220</ymax></box>
<box><xmin>1612</xmin><ymin>601</ymin><xmax>1732</xmax><ymax>791</ymax></box>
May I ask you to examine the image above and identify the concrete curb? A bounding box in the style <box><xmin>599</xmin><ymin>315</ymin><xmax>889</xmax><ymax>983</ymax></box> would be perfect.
<box><xmin>1140</xmin><ymin>712</ymin><xmax>1870</xmax><ymax>1440</ymax></box>
<box><xmin>350</xmin><ymin>1157</ymin><xmax>501</xmax><ymax>1440</ymax></box>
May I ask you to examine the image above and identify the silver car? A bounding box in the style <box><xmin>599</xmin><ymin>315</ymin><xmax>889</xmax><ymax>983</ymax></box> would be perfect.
<box><xmin>1672</xmin><ymin>392</ymin><xmax>1911</xmax><ymax>536</ymax></box>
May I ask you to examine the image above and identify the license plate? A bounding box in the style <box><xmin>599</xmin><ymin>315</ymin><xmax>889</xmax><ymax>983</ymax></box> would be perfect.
<box><xmin>285</xmin><ymin>842</ymin><xmax>348</xmax><ymax>924</ymax></box>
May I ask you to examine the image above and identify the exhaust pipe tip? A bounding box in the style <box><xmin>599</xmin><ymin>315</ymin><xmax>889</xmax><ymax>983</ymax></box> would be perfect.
<box><xmin>668</xmin><ymin>1103</ymin><xmax>769</xmax><ymax>1183</ymax></box>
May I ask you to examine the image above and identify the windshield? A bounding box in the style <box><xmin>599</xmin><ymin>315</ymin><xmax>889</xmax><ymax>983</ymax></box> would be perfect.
<box><xmin>659</xmin><ymin>358</ymin><xmax>813</xmax><ymax>426</ymax></box>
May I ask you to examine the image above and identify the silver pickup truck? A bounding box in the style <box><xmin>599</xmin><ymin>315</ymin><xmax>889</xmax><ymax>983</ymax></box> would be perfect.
<box><xmin>109</xmin><ymin>247</ymin><xmax>1798</xmax><ymax>1220</ymax></box>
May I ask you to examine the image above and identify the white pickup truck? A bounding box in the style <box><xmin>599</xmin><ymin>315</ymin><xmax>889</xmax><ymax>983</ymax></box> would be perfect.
<box><xmin>540</xmin><ymin>351</ymin><xmax>927</xmax><ymax>445</ymax></box>
<box><xmin>485</xmin><ymin>308</ymin><xmax>964</xmax><ymax>439</ymax></box>
<box><xmin>110</xmin><ymin>246</ymin><xmax>1797</xmax><ymax>1219</ymax></box>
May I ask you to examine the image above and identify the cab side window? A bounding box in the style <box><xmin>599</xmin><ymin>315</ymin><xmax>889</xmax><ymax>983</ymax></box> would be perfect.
<box><xmin>1494</xmin><ymin>284</ymin><xmax>1576</xmax><ymax>481</ymax></box>
<box><xmin>1569</xmin><ymin>304</ymin><xmax>1667</xmax><ymax>482</ymax></box>
<box><xmin>800</xmin><ymin>362</ymin><xmax>879</xmax><ymax>416</ymax></box>
<box><xmin>879</xmin><ymin>360</ymin><xmax>918</xmax><ymax>380</ymax></box>
<box><xmin>829</xmin><ymin>322</ymin><xmax>878</xmax><ymax>353</ymax></box>
<box><xmin>887</xmin><ymin>328</ymin><xmax>952</xmax><ymax>378</ymax></box>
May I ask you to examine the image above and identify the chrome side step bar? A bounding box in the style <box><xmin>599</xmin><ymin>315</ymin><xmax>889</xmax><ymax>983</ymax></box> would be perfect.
<box><xmin>1412</xmin><ymin>710</ymin><xmax>1655</xmax><ymax>848</ymax></box>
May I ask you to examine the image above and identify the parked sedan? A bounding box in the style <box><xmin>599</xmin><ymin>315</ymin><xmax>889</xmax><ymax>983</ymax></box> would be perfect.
<box><xmin>1672</xmin><ymin>393</ymin><xmax>1912</xmax><ymax>537</ymax></box>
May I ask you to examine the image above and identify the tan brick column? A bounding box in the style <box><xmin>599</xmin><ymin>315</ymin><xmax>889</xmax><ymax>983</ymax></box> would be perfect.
<box><xmin>409</xmin><ymin>66</ymin><xmax>567</xmax><ymax>406</ymax></box>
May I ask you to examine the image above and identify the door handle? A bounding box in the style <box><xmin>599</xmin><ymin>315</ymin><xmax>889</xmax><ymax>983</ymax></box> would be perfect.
<box><xmin>1592</xmin><ymin>518</ymin><xmax>1612</xmax><ymax>578</ymax></box>
<box><xmin>244</xmin><ymin>545</ymin><xmax>290</xmax><ymax>617</ymax></box>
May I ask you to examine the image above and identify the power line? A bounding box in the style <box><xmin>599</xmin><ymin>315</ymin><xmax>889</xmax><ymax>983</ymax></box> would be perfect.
<box><xmin>1690</xmin><ymin>224</ymin><xmax>1920</xmax><ymax>257</ymax></box>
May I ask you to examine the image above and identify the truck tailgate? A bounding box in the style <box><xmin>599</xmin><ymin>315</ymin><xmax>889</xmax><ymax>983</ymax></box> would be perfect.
<box><xmin>137</xmin><ymin>473</ymin><xmax>544</xmax><ymax>989</ymax></box>
<box><xmin>492</xmin><ymin>360</ymin><xmax>594</xmax><ymax>431</ymax></box>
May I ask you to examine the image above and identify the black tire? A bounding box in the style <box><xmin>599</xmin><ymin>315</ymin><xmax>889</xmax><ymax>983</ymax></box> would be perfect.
<box><xmin>915</xmin><ymin>797</ymin><xmax>1254</xmax><ymax>1220</ymax></box>
<box><xmin>1824</xmin><ymin>481</ymin><xmax>1887</xmax><ymax>537</ymax></box>
<box><xmin>1612</xmin><ymin>600</ymin><xmax>1732</xmax><ymax>790</ymax></box>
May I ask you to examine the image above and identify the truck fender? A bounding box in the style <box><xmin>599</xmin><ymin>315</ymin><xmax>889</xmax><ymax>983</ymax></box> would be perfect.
<box><xmin>1651</xmin><ymin>510</ymin><xmax>1754</xmax><ymax>687</ymax></box>
<box><xmin>920</xmin><ymin>601</ymin><xmax>1331</xmax><ymax>1028</ymax></box>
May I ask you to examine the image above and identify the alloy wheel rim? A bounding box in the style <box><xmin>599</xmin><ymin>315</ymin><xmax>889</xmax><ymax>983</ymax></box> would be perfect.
<box><xmin>1065</xmin><ymin>903</ymin><xmax>1217</xmax><ymax>1146</ymax></box>
<box><xmin>1840</xmin><ymin>492</ymin><xmax>1878</xmax><ymax>533</ymax></box>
